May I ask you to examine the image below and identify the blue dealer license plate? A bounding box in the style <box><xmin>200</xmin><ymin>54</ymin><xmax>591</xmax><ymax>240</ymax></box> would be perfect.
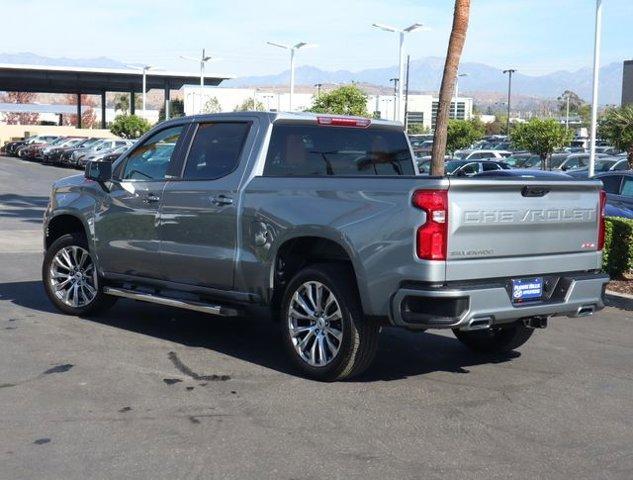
<box><xmin>511</xmin><ymin>277</ymin><xmax>543</xmax><ymax>303</ymax></box>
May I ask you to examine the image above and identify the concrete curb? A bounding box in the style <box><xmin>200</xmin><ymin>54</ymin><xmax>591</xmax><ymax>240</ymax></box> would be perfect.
<box><xmin>605</xmin><ymin>290</ymin><xmax>633</xmax><ymax>311</ymax></box>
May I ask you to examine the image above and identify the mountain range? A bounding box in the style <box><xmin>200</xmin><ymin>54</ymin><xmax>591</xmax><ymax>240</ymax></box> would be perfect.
<box><xmin>0</xmin><ymin>52</ymin><xmax>625</xmax><ymax>105</ymax></box>
<box><xmin>226</xmin><ymin>57</ymin><xmax>624</xmax><ymax>105</ymax></box>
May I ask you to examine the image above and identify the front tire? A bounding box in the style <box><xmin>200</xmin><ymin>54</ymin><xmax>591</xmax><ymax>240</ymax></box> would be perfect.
<box><xmin>281</xmin><ymin>263</ymin><xmax>379</xmax><ymax>381</ymax></box>
<box><xmin>42</xmin><ymin>233</ymin><xmax>116</xmax><ymax>316</ymax></box>
<box><xmin>452</xmin><ymin>322</ymin><xmax>534</xmax><ymax>354</ymax></box>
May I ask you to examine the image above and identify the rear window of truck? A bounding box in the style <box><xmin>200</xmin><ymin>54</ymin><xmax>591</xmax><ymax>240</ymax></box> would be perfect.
<box><xmin>263</xmin><ymin>124</ymin><xmax>415</xmax><ymax>176</ymax></box>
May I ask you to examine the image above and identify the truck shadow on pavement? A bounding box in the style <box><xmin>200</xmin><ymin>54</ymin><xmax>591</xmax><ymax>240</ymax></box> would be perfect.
<box><xmin>0</xmin><ymin>194</ymin><xmax>50</xmax><ymax>224</ymax></box>
<box><xmin>0</xmin><ymin>280</ymin><xmax>519</xmax><ymax>382</ymax></box>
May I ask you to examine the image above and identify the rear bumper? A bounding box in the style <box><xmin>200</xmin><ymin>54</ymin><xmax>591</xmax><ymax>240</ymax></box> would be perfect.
<box><xmin>390</xmin><ymin>272</ymin><xmax>609</xmax><ymax>330</ymax></box>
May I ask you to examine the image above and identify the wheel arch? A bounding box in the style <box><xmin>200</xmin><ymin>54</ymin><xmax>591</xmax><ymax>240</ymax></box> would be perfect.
<box><xmin>268</xmin><ymin>232</ymin><xmax>368</xmax><ymax>316</ymax></box>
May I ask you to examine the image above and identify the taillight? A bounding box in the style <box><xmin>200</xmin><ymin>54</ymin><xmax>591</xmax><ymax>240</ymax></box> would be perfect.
<box><xmin>598</xmin><ymin>189</ymin><xmax>606</xmax><ymax>250</ymax></box>
<box><xmin>412</xmin><ymin>189</ymin><xmax>448</xmax><ymax>260</ymax></box>
<box><xmin>316</xmin><ymin>116</ymin><xmax>371</xmax><ymax>128</ymax></box>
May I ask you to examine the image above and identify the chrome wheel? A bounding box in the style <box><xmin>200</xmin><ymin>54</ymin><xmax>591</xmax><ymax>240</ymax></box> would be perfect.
<box><xmin>288</xmin><ymin>281</ymin><xmax>343</xmax><ymax>367</ymax></box>
<box><xmin>48</xmin><ymin>246</ymin><xmax>98</xmax><ymax>308</ymax></box>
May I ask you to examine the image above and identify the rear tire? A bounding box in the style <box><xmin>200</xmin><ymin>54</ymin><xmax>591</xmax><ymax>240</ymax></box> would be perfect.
<box><xmin>42</xmin><ymin>232</ymin><xmax>116</xmax><ymax>316</ymax></box>
<box><xmin>280</xmin><ymin>263</ymin><xmax>379</xmax><ymax>381</ymax></box>
<box><xmin>452</xmin><ymin>322</ymin><xmax>534</xmax><ymax>354</ymax></box>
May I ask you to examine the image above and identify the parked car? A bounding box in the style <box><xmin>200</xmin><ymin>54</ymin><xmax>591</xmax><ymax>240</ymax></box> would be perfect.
<box><xmin>454</xmin><ymin>149</ymin><xmax>512</xmax><ymax>161</ymax></box>
<box><xmin>504</xmin><ymin>153</ymin><xmax>542</xmax><ymax>169</ymax></box>
<box><xmin>42</xmin><ymin>112</ymin><xmax>608</xmax><ymax>381</ymax></box>
<box><xmin>58</xmin><ymin>138</ymin><xmax>104</xmax><ymax>167</ymax></box>
<box><xmin>69</xmin><ymin>138</ymin><xmax>128</xmax><ymax>168</ymax></box>
<box><xmin>595</xmin><ymin>172</ymin><xmax>633</xmax><ymax>219</ymax></box>
<box><xmin>41</xmin><ymin>137</ymin><xmax>86</xmax><ymax>164</ymax></box>
<box><xmin>410</xmin><ymin>139</ymin><xmax>433</xmax><ymax>157</ymax></box>
<box><xmin>95</xmin><ymin>144</ymin><xmax>134</xmax><ymax>164</ymax></box>
<box><xmin>18</xmin><ymin>136</ymin><xmax>65</xmax><ymax>160</ymax></box>
<box><xmin>566</xmin><ymin>158</ymin><xmax>624</xmax><ymax>178</ymax></box>
<box><xmin>445</xmin><ymin>159</ymin><xmax>512</xmax><ymax>176</ymax></box>
<box><xmin>45</xmin><ymin>137</ymin><xmax>98</xmax><ymax>166</ymax></box>
<box><xmin>74</xmin><ymin>140</ymin><xmax>131</xmax><ymax>168</ymax></box>
<box><xmin>5</xmin><ymin>135</ymin><xmax>58</xmax><ymax>156</ymax></box>
<box><xmin>416</xmin><ymin>155</ymin><xmax>453</xmax><ymax>174</ymax></box>
<box><xmin>556</xmin><ymin>153</ymin><xmax>609</xmax><ymax>172</ymax></box>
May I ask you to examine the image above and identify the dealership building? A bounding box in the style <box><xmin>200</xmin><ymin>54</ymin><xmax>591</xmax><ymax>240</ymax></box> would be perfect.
<box><xmin>182</xmin><ymin>85</ymin><xmax>473</xmax><ymax>131</ymax></box>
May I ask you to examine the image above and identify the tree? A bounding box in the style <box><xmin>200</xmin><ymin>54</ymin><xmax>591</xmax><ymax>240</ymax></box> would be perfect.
<box><xmin>431</xmin><ymin>0</ymin><xmax>471</xmax><ymax>176</ymax></box>
<box><xmin>510</xmin><ymin>118</ymin><xmax>573</xmax><ymax>169</ymax></box>
<box><xmin>599</xmin><ymin>105</ymin><xmax>633</xmax><ymax>169</ymax></box>
<box><xmin>446</xmin><ymin>118</ymin><xmax>485</xmax><ymax>153</ymax></box>
<box><xmin>557</xmin><ymin>90</ymin><xmax>584</xmax><ymax>115</ymax></box>
<box><xmin>234</xmin><ymin>98</ymin><xmax>266</xmax><ymax>112</ymax></box>
<box><xmin>484</xmin><ymin>119</ymin><xmax>504</xmax><ymax>135</ymax></box>
<box><xmin>202</xmin><ymin>97</ymin><xmax>222</xmax><ymax>114</ymax></box>
<box><xmin>158</xmin><ymin>99</ymin><xmax>185</xmax><ymax>121</ymax></box>
<box><xmin>0</xmin><ymin>92</ymin><xmax>40</xmax><ymax>125</ymax></box>
<box><xmin>308</xmin><ymin>85</ymin><xmax>369</xmax><ymax>117</ymax></box>
<box><xmin>114</xmin><ymin>93</ymin><xmax>141</xmax><ymax>115</ymax></box>
<box><xmin>61</xmin><ymin>94</ymin><xmax>97</xmax><ymax>128</ymax></box>
<box><xmin>110</xmin><ymin>115</ymin><xmax>151</xmax><ymax>139</ymax></box>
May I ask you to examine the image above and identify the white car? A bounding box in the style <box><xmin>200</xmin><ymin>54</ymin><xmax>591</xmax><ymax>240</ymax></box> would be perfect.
<box><xmin>454</xmin><ymin>149</ymin><xmax>513</xmax><ymax>160</ymax></box>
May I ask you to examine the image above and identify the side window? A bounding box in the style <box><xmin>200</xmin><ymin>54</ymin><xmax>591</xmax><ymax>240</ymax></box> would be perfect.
<box><xmin>482</xmin><ymin>162</ymin><xmax>500</xmax><ymax>171</ymax></box>
<box><xmin>121</xmin><ymin>125</ymin><xmax>184</xmax><ymax>181</ymax></box>
<box><xmin>182</xmin><ymin>122</ymin><xmax>250</xmax><ymax>180</ymax></box>
<box><xmin>601</xmin><ymin>176</ymin><xmax>622</xmax><ymax>194</ymax></box>
<box><xmin>620</xmin><ymin>178</ymin><xmax>633</xmax><ymax>197</ymax></box>
<box><xmin>460</xmin><ymin>162</ymin><xmax>480</xmax><ymax>175</ymax></box>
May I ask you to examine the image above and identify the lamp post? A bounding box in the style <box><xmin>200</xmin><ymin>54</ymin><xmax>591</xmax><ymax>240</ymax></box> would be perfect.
<box><xmin>267</xmin><ymin>41</ymin><xmax>316</xmax><ymax>112</ymax></box>
<box><xmin>589</xmin><ymin>0</ymin><xmax>603</xmax><ymax>178</ymax></box>
<box><xmin>389</xmin><ymin>77</ymin><xmax>399</xmax><ymax>121</ymax></box>
<box><xmin>180</xmin><ymin>49</ymin><xmax>215</xmax><ymax>114</ymax></box>
<box><xmin>502</xmin><ymin>69</ymin><xmax>516</xmax><ymax>134</ymax></box>
<box><xmin>454</xmin><ymin>72</ymin><xmax>468</xmax><ymax>119</ymax></box>
<box><xmin>126</xmin><ymin>65</ymin><xmax>157</xmax><ymax>119</ymax></box>
<box><xmin>372</xmin><ymin>22</ymin><xmax>424</xmax><ymax>123</ymax></box>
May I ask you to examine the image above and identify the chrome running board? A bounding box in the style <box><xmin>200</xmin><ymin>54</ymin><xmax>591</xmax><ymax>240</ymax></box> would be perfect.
<box><xmin>103</xmin><ymin>287</ymin><xmax>239</xmax><ymax>317</ymax></box>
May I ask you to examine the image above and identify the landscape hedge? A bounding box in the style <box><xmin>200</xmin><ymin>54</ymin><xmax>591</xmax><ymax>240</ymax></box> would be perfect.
<box><xmin>603</xmin><ymin>217</ymin><xmax>633</xmax><ymax>278</ymax></box>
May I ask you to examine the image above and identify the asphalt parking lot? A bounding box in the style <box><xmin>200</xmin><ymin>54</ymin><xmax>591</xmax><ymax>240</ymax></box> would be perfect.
<box><xmin>1</xmin><ymin>155</ymin><xmax>632</xmax><ymax>480</ymax></box>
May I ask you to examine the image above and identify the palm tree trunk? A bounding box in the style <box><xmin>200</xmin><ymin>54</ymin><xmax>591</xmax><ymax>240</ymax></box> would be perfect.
<box><xmin>430</xmin><ymin>0</ymin><xmax>471</xmax><ymax>176</ymax></box>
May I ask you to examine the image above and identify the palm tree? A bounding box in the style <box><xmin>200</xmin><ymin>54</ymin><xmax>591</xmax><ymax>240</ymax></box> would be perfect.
<box><xmin>598</xmin><ymin>105</ymin><xmax>633</xmax><ymax>169</ymax></box>
<box><xmin>430</xmin><ymin>0</ymin><xmax>471</xmax><ymax>176</ymax></box>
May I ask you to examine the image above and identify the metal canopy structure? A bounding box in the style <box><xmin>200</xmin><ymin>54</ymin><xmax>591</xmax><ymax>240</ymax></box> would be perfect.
<box><xmin>0</xmin><ymin>63</ymin><xmax>233</xmax><ymax>128</ymax></box>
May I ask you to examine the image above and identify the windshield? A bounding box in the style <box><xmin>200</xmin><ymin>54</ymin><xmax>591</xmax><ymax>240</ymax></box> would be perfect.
<box><xmin>264</xmin><ymin>124</ymin><xmax>415</xmax><ymax>176</ymax></box>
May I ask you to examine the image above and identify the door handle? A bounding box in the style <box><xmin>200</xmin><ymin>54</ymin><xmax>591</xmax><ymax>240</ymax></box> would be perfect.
<box><xmin>210</xmin><ymin>194</ymin><xmax>234</xmax><ymax>206</ymax></box>
<box><xmin>143</xmin><ymin>193</ymin><xmax>161</xmax><ymax>203</ymax></box>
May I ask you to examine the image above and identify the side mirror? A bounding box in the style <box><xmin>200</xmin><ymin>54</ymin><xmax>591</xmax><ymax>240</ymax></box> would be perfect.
<box><xmin>85</xmin><ymin>160</ymin><xmax>112</xmax><ymax>187</ymax></box>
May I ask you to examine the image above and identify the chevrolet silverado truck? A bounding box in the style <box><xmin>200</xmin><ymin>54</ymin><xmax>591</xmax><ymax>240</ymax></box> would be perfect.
<box><xmin>42</xmin><ymin>112</ymin><xmax>609</xmax><ymax>381</ymax></box>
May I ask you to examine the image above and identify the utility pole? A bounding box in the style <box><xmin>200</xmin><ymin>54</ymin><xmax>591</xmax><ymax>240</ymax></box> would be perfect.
<box><xmin>503</xmin><ymin>69</ymin><xmax>516</xmax><ymax>134</ymax></box>
<box><xmin>389</xmin><ymin>77</ymin><xmax>399</xmax><ymax>121</ymax></box>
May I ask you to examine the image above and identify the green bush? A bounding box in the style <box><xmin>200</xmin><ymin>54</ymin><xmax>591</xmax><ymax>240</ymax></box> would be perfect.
<box><xmin>603</xmin><ymin>217</ymin><xmax>633</xmax><ymax>278</ymax></box>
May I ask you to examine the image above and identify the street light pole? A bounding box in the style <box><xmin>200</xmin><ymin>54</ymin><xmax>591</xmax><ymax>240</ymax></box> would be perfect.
<box><xmin>503</xmin><ymin>69</ymin><xmax>516</xmax><ymax>134</ymax></box>
<box><xmin>267</xmin><ymin>41</ymin><xmax>316</xmax><ymax>112</ymax></box>
<box><xmin>180</xmin><ymin>49</ymin><xmax>214</xmax><ymax>114</ymax></box>
<box><xmin>565</xmin><ymin>92</ymin><xmax>571</xmax><ymax>131</ymax></box>
<box><xmin>589</xmin><ymin>0</ymin><xmax>603</xmax><ymax>178</ymax></box>
<box><xmin>372</xmin><ymin>22</ymin><xmax>424</xmax><ymax>123</ymax></box>
<box><xmin>454</xmin><ymin>73</ymin><xmax>468</xmax><ymax>119</ymax></box>
<box><xmin>389</xmin><ymin>78</ymin><xmax>399</xmax><ymax>121</ymax></box>
<box><xmin>314</xmin><ymin>83</ymin><xmax>323</xmax><ymax>97</ymax></box>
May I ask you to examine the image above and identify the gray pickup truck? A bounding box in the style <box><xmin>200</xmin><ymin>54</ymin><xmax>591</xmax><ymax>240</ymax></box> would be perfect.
<box><xmin>42</xmin><ymin>112</ymin><xmax>609</xmax><ymax>381</ymax></box>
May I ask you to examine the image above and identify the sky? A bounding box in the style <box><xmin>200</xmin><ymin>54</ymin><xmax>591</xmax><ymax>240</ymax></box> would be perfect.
<box><xmin>3</xmin><ymin>0</ymin><xmax>632</xmax><ymax>78</ymax></box>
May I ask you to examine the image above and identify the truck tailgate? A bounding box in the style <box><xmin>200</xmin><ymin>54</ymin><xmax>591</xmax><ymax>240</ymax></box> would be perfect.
<box><xmin>445</xmin><ymin>178</ymin><xmax>603</xmax><ymax>281</ymax></box>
